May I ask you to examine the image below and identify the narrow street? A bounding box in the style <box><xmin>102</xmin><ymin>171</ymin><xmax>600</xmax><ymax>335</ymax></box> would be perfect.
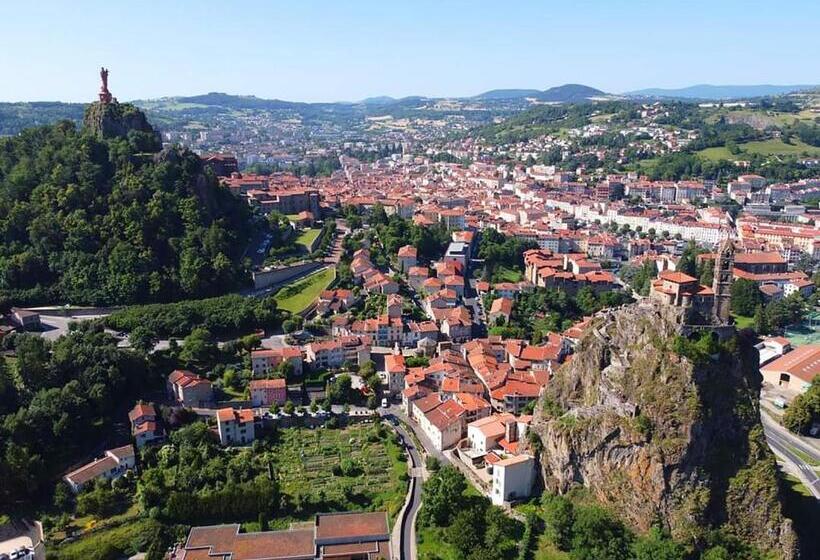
<box><xmin>388</xmin><ymin>419</ymin><xmax>424</xmax><ymax>560</ymax></box>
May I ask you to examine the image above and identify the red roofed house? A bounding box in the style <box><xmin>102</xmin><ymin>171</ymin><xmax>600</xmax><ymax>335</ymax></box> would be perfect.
<box><xmin>760</xmin><ymin>344</ymin><xmax>820</xmax><ymax>396</ymax></box>
<box><xmin>488</xmin><ymin>297</ymin><xmax>514</xmax><ymax>326</ymax></box>
<box><xmin>64</xmin><ymin>444</ymin><xmax>136</xmax><ymax>493</ymax></box>
<box><xmin>397</xmin><ymin>245</ymin><xmax>418</xmax><ymax>272</ymax></box>
<box><xmin>128</xmin><ymin>402</ymin><xmax>165</xmax><ymax>449</ymax></box>
<box><xmin>250</xmin><ymin>378</ymin><xmax>287</xmax><ymax>407</ymax></box>
<box><xmin>167</xmin><ymin>370</ymin><xmax>213</xmax><ymax>408</ymax></box>
<box><xmin>384</xmin><ymin>353</ymin><xmax>407</xmax><ymax>395</ymax></box>
<box><xmin>251</xmin><ymin>347</ymin><xmax>304</xmax><ymax>376</ymax></box>
<box><xmin>417</xmin><ymin>397</ymin><xmax>466</xmax><ymax>451</ymax></box>
<box><xmin>490</xmin><ymin>379</ymin><xmax>542</xmax><ymax>414</ymax></box>
<box><xmin>216</xmin><ymin>408</ymin><xmax>256</xmax><ymax>446</ymax></box>
<box><xmin>407</xmin><ymin>266</ymin><xmax>430</xmax><ymax>291</ymax></box>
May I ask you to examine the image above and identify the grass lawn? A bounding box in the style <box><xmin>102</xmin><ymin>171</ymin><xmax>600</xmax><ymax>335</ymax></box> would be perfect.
<box><xmin>274</xmin><ymin>267</ymin><xmax>335</xmax><ymax>314</ymax></box>
<box><xmin>698</xmin><ymin>139</ymin><xmax>820</xmax><ymax>161</ymax></box>
<box><xmin>271</xmin><ymin>424</ymin><xmax>408</xmax><ymax>519</ymax></box>
<box><xmin>732</xmin><ymin>313</ymin><xmax>754</xmax><ymax>329</ymax></box>
<box><xmin>418</xmin><ymin>526</ymin><xmax>461</xmax><ymax>560</ymax></box>
<box><xmin>295</xmin><ymin>228</ymin><xmax>322</xmax><ymax>251</ymax></box>
<box><xmin>492</xmin><ymin>266</ymin><xmax>524</xmax><ymax>283</ymax></box>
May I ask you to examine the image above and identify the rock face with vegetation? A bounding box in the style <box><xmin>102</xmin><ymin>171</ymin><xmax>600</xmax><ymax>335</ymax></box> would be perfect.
<box><xmin>83</xmin><ymin>101</ymin><xmax>161</xmax><ymax>149</ymax></box>
<box><xmin>531</xmin><ymin>302</ymin><xmax>798</xmax><ymax>559</ymax></box>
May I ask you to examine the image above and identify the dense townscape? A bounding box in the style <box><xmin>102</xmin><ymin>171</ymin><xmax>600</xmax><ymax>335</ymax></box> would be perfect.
<box><xmin>1</xmin><ymin>67</ymin><xmax>820</xmax><ymax>560</ymax></box>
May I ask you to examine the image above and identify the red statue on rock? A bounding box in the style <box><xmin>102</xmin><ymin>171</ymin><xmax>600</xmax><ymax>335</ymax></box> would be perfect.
<box><xmin>99</xmin><ymin>67</ymin><xmax>113</xmax><ymax>104</ymax></box>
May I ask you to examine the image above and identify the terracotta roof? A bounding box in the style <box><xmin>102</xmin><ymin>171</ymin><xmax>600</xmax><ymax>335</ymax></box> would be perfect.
<box><xmin>734</xmin><ymin>252</ymin><xmax>786</xmax><ymax>265</ymax></box>
<box><xmin>216</xmin><ymin>408</ymin><xmax>255</xmax><ymax>424</ymax></box>
<box><xmin>315</xmin><ymin>511</ymin><xmax>389</xmax><ymax>542</ymax></box>
<box><xmin>761</xmin><ymin>344</ymin><xmax>820</xmax><ymax>384</ymax></box>
<box><xmin>250</xmin><ymin>378</ymin><xmax>286</xmax><ymax>390</ymax></box>
<box><xmin>658</xmin><ymin>270</ymin><xmax>698</xmax><ymax>284</ymax></box>
<box><xmin>128</xmin><ymin>402</ymin><xmax>156</xmax><ymax>422</ymax></box>
<box><xmin>183</xmin><ymin>524</ymin><xmax>314</xmax><ymax>560</ymax></box>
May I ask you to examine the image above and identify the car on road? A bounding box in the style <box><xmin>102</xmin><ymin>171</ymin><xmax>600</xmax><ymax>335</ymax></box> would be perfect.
<box><xmin>381</xmin><ymin>398</ymin><xmax>389</xmax><ymax>408</ymax></box>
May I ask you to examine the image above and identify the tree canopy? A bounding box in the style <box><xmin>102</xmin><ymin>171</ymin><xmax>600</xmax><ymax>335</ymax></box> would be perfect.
<box><xmin>0</xmin><ymin>120</ymin><xmax>253</xmax><ymax>306</ymax></box>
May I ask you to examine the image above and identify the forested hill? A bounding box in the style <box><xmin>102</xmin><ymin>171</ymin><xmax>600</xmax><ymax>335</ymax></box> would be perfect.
<box><xmin>0</xmin><ymin>104</ymin><xmax>253</xmax><ymax>307</ymax></box>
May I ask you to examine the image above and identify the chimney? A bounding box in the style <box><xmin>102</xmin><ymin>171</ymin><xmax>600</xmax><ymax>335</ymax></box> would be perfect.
<box><xmin>505</xmin><ymin>419</ymin><xmax>517</xmax><ymax>443</ymax></box>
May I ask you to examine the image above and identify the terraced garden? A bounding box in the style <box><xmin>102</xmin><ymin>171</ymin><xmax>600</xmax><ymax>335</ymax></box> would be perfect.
<box><xmin>271</xmin><ymin>423</ymin><xmax>408</xmax><ymax>518</ymax></box>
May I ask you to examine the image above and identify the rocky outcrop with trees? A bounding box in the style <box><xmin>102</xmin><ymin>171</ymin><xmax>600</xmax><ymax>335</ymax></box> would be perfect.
<box><xmin>531</xmin><ymin>302</ymin><xmax>799</xmax><ymax>559</ymax></box>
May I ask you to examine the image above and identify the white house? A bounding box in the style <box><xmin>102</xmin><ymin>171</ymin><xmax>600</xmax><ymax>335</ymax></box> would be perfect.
<box><xmin>467</xmin><ymin>413</ymin><xmax>517</xmax><ymax>455</ymax></box>
<box><xmin>414</xmin><ymin>395</ymin><xmax>465</xmax><ymax>451</ymax></box>
<box><xmin>216</xmin><ymin>408</ymin><xmax>256</xmax><ymax>446</ymax></box>
<box><xmin>491</xmin><ymin>454</ymin><xmax>535</xmax><ymax>505</ymax></box>
<box><xmin>63</xmin><ymin>445</ymin><xmax>136</xmax><ymax>493</ymax></box>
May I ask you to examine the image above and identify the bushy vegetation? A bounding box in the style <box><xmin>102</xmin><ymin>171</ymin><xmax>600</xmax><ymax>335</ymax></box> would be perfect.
<box><xmin>106</xmin><ymin>294</ymin><xmax>281</xmax><ymax>338</ymax></box>
<box><xmin>418</xmin><ymin>466</ymin><xmax>523</xmax><ymax>560</ymax></box>
<box><xmin>0</xmin><ymin>119</ymin><xmax>253</xmax><ymax>306</ymax></box>
<box><xmin>672</xmin><ymin>331</ymin><xmax>720</xmax><ymax>366</ymax></box>
<box><xmin>140</xmin><ymin>424</ymin><xmax>279</xmax><ymax>524</ymax></box>
<box><xmin>530</xmin><ymin>490</ymin><xmax>766</xmax><ymax>560</ymax></box>
<box><xmin>366</xmin><ymin>207</ymin><xmax>451</xmax><ymax>263</ymax></box>
<box><xmin>478</xmin><ymin>229</ymin><xmax>537</xmax><ymax>280</ymax></box>
<box><xmin>782</xmin><ymin>378</ymin><xmax>820</xmax><ymax>435</ymax></box>
<box><xmin>489</xmin><ymin>286</ymin><xmax>632</xmax><ymax>341</ymax></box>
<box><xmin>0</xmin><ymin>323</ymin><xmax>153</xmax><ymax>512</ymax></box>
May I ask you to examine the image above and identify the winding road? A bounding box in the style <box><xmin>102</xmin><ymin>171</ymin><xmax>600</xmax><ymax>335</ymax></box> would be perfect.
<box><xmin>382</xmin><ymin>414</ymin><xmax>424</xmax><ymax>560</ymax></box>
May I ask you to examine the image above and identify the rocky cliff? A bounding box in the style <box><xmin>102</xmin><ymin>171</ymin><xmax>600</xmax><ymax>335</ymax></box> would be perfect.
<box><xmin>83</xmin><ymin>101</ymin><xmax>161</xmax><ymax>150</ymax></box>
<box><xmin>531</xmin><ymin>302</ymin><xmax>798</xmax><ymax>558</ymax></box>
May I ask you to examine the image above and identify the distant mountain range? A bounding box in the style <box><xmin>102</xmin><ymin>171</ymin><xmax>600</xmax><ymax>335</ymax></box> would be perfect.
<box><xmin>626</xmin><ymin>84</ymin><xmax>817</xmax><ymax>100</ymax></box>
<box><xmin>473</xmin><ymin>84</ymin><xmax>607</xmax><ymax>102</ymax></box>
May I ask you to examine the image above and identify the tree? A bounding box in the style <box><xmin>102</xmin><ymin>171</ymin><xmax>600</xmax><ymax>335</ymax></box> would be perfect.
<box><xmin>129</xmin><ymin>325</ymin><xmax>159</xmax><ymax>354</ymax></box>
<box><xmin>367</xmin><ymin>394</ymin><xmax>378</xmax><ymax>409</ymax></box>
<box><xmin>632</xmin><ymin>526</ymin><xmax>685</xmax><ymax>560</ymax></box>
<box><xmin>753</xmin><ymin>305</ymin><xmax>769</xmax><ymax>334</ymax></box>
<box><xmin>569</xmin><ymin>505</ymin><xmax>632</xmax><ymax>560</ymax></box>
<box><xmin>730</xmin><ymin>278</ymin><xmax>762</xmax><ymax>317</ymax></box>
<box><xmin>0</xmin><ymin>121</ymin><xmax>252</xmax><ymax>306</ymax></box>
<box><xmin>179</xmin><ymin>328</ymin><xmax>218</xmax><ymax>366</ymax></box>
<box><xmin>419</xmin><ymin>466</ymin><xmax>467</xmax><ymax>527</ymax></box>
<box><xmin>283</xmin><ymin>400</ymin><xmax>295</xmax><ymax>415</ymax></box>
<box><xmin>542</xmin><ymin>494</ymin><xmax>575</xmax><ymax>550</ymax></box>
<box><xmin>0</xmin><ymin>359</ymin><xmax>18</xmax><ymax>415</ymax></box>
<box><xmin>15</xmin><ymin>334</ymin><xmax>52</xmax><ymax>391</ymax></box>
<box><xmin>782</xmin><ymin>378</ymin><xmax>820</xmax><ymax>435</ymax></box>
<box><xmin>370</xmin><ymin>204</ymin><xmax>388</xmax><ymax>226</ymax></box>
<box><xmin>447</xmin><ymin>508</ymin><xmax>484</xmax><ymax>557</ymax></box>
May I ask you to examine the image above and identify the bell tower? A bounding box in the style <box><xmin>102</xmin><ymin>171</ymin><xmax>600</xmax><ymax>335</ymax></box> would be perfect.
<box><xmin>712</xmin><ymin>238</ymin><xmax>734</xmax><ymax>325</ymax></box>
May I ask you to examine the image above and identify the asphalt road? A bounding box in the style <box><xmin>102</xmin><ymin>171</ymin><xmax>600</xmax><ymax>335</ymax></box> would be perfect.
<box><xmin>390</xmin><ymin>418</ymin><xmax>423</xmax><ymax>560</ymax></box>
<box><xmin>761</xmin><ymin>414</ymin><xmax>820</xmax><ymax>499</ymax></box>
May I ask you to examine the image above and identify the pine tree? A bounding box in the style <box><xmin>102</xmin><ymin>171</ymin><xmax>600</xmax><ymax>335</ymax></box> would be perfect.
<box><xmin>753</xmin><ymin>304</ymin><xmax>769</xmax><ymax>334</ymax></box>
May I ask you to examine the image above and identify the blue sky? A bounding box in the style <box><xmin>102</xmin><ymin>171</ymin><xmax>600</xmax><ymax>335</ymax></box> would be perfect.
<box><xmin>1</xmin><ymin>0</ymin><xmax>818</xmax><ymax>102</ymax></box>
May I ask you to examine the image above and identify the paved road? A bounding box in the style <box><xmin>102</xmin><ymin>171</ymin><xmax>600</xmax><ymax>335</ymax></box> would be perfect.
<box><xmin>390</xmin><ymin>418</ymin><xmax>423</xmax><ymax>560</ymax></box>
<box><xmin>761</xmin><ymin>413</ymin><xmax>820</xmax><ymax>499</ymax></box>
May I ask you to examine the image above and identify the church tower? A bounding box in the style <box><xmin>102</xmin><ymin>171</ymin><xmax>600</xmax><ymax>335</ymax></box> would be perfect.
<box><xmin>712</xmin><ymin>238</ymin><xmax>734</xmax><ymax>325</ymax></box>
